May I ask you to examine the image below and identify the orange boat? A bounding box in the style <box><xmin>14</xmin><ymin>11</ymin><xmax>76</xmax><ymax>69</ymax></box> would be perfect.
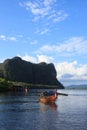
<box><xmin>40</xmin><ymin>92</ymin><xmax>57</xmax><ymax>104</ymax></box>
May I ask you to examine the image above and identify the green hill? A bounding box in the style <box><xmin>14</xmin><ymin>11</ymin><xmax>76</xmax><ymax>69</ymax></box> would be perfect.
<box><xmin>0</xmin><ymin>56</ymin><xmax>64</xmax><ymax>89</ymax></box>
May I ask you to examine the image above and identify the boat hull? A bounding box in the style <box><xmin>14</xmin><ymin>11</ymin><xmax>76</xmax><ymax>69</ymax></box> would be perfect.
<box><xmin>40</xmin><ymin>93</ymin><xmax>57</xmax><ymax>104</ymax></box>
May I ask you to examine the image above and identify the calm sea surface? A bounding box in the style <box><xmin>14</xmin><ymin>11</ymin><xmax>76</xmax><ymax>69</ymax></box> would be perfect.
<box><xmin>0</xmin><ymin>89</ymin><xmax>87</xmax><ymax>130</ymax></box>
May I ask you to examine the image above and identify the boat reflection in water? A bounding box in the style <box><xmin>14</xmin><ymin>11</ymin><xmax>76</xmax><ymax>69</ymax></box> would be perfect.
<box><xmin>40</xmin><ymin>102</ymin><xmax>58</xmax><ymax>112</ymax></box>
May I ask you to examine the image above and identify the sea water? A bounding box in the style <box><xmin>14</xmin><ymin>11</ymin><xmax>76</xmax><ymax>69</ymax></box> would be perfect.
<box><xmin>0</xmin><ymin>89</ymin><xmax>87</xmax><ymax>130</ymax></box>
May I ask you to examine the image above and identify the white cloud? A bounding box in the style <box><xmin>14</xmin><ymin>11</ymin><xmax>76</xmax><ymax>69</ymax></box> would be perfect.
<box><xmin>55</xmin><ymin>61</ymin><xmax>87</xmax><ymax>86</ymax></box>
<box><xmin>21</xmin><ymin>0</ymin><xmax>68</xmax><ymax>23</ymax></box>
<box><xmin>36</xmin><ymin>28</ymin><xmax>50</xmax><ymax>35</ymax></box>
<box><xmin>19</xmin><ymin>54</ymin><xmax>53</xmax><ymax>63</ymax></box>
<box><xmin>0</xmin><ymin>58</ymin><xmax>6</xmax><ymax>63</ymax></box>
<box><xmin>40</xmin><ymin>29</ymin><xmax>50</xmax><ymax>35</ymax></box>
<box><xmin>19</xmin><ymin>54</ymin><xmax>37</xmax><ymax>63</ymax></box>
<box><xmin>0</xmin><ymin>35</ymin><xmax>6</xmax><ymax>40</ymax></box>
<box><xmin>53</xmin><ymin>11</ymin><xmax>68</xmax><ymax>22</ymax></box>
<box><xmin>55</xmin><ymin>61</ymin><xmax>87</xmax><ymax>85</ymax></box>
<box><xmin>38</xmin><ymin>37</ymin><xmax>87</xmax><ymax>56</ymax></box>
<box><xmin>48</xmin><ymin>10</ymin><xmax>68</xmax><ymax>23</ymax></box>
<box><xmin>37</xmin><ymin>54</ymin><xmax>53</xmax><ymax>63</ymax></box>
<box><xmin>43</xmin><ymin>0</ymin><xmax>56</xmax><ymax>6</ymax></box>
<box><xmin>0</xmin><ymin>34</ymin><xmax>17</xmax><ymax>41</ymax></box>
<box><xmin>20</xmin><ymin>0</ymin><xmax>68</xmax><ymax>35</ymax></box>
<box><xmin>23</xmin><ymin>1</ymin><xmax>50</xmax><ymax>17</ymax></box>
<box><xmin>8</xmin><ymin>37</ymin><xmax>17</xmax><ymax>41</ymax></box>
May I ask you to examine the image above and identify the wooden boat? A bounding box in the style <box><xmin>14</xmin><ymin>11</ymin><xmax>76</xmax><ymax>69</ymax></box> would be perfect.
<box><xmin>40</xmin><ymin>92</ymin><xmax>57</xmax><ymax>104</ymax></box>
<box><xmin>39</xmin><ymin>89</ymin><xmax>68</xmax><ymax>104</ymax></box>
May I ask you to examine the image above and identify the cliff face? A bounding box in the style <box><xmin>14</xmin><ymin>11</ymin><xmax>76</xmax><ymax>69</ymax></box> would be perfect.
<box><xmin>0</xmin><ymin>56</ymin><xmax>64</xmax><ymax>88</ymax></box>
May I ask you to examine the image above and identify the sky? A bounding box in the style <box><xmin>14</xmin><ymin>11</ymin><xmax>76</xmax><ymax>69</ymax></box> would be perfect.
<box><xmin>0</xmin><ymin>0</ymin><xmax>87</xmax><ymax>86</ymax></box>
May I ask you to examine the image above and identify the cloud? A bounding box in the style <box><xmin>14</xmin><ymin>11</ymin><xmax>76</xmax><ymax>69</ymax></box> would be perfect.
<box><xmin>20</xmin><ymin>0</ymin><xmax>68</xmax><ymax>35</ymax></box>
<box><xmin>20</xmin><ymin>0</ymin><xmax>68</xmax><ymax>22</ymax></box>
<box><xmin>0</xmin><ymin>58</ymin><xmax>6</xmax><ymax>63</ymax></box>
<box><xmin>43</xmin><ymin>0</ymin><xmax>56</xmax><ymax>6</ymax></box>
<box><xmin>55</xmin><ymin>61</ymin><xmax>78</xmax><ymax>78</ymax></box>
<box><xmin>37</xmin><ymin>54</ymin><xmax>53</xmax><ymax>63</ymax></box>
<box><xmin>22</xmin><ymin>0</ymin><xmax>55</xmax><ymax>17</ymax></box>
<box><xmin>48</xmin><ymin>10</ymin><xmax>68</xmax><ymax>23</ymax></box>
<box><xmin>19</xmin><ymin>54</ymin><xmax>53</xmax><ymax>63</ymax></box>
<box><xmin>36</xmin><ymin>28</ymin><xmax>50</xmax><ymax>35</ymax></box>
<box><xmin>8</xmin><ymin>37</ymin><xmax>17</xmax><ymax>41</ymax></box>
<box><xmin>0</xmin><ymin>35</ymin><xmax>6</xmax><ymax>40</ymax></box>
<box><xmin>38</xmin><ymin>37</ymin><xmax>87</xmax><ymax>56</ymax></box>
<box><xmin>18</xmin><ymin>54</ymin><xmax>37</xmax><ymax>63</ymax></box>
<box><xmin>55</xmin><ymin>61</ymin><xmax>87</xmax><ymax>85</ymax></box>
<box><xmin>0</xmin><ymin>34</ymin><xmax>17</xmax><ymax>41</ymax></box>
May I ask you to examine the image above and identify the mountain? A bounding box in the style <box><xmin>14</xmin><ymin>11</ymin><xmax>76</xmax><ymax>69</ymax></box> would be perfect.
<box><xmin>65</xmin><ymin>84</ymin><xmax>87</xmax><ymax>89</ymax></box>
<box><xmin>0</xmin><ymin>56</ymin><xmax>64</xmax><ymax>89</ymax></box>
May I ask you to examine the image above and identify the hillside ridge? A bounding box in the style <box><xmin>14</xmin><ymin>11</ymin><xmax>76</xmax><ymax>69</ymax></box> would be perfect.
<box><xmin>0</xmin><ymin>56</ymin><xmax>64</xmax><ymax>89</ymax></box>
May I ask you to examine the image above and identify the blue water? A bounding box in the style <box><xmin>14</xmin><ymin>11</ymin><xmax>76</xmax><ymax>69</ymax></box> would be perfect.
<box><xmin>0</xmin><ymin>90</ymin><xmax>87</xmax><ymax>130</ymax></box>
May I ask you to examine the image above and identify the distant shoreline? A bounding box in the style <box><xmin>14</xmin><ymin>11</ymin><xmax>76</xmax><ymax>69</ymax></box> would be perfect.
<box><xmin>65</xmin><ymin>87</ymin><xmax>87</xmax><ymax>90</ymax></box>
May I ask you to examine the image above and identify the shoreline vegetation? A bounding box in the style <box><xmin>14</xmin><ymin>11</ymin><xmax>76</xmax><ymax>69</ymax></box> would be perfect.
<box><xmin>0</xmin><ymin>78</ymin><xmax>62</xmax><ymax>92</ymax></box>
<box><xmin>0</xmin><ymin>78</ymin><xmax>87</xmax><ymax>92</ymax></box>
